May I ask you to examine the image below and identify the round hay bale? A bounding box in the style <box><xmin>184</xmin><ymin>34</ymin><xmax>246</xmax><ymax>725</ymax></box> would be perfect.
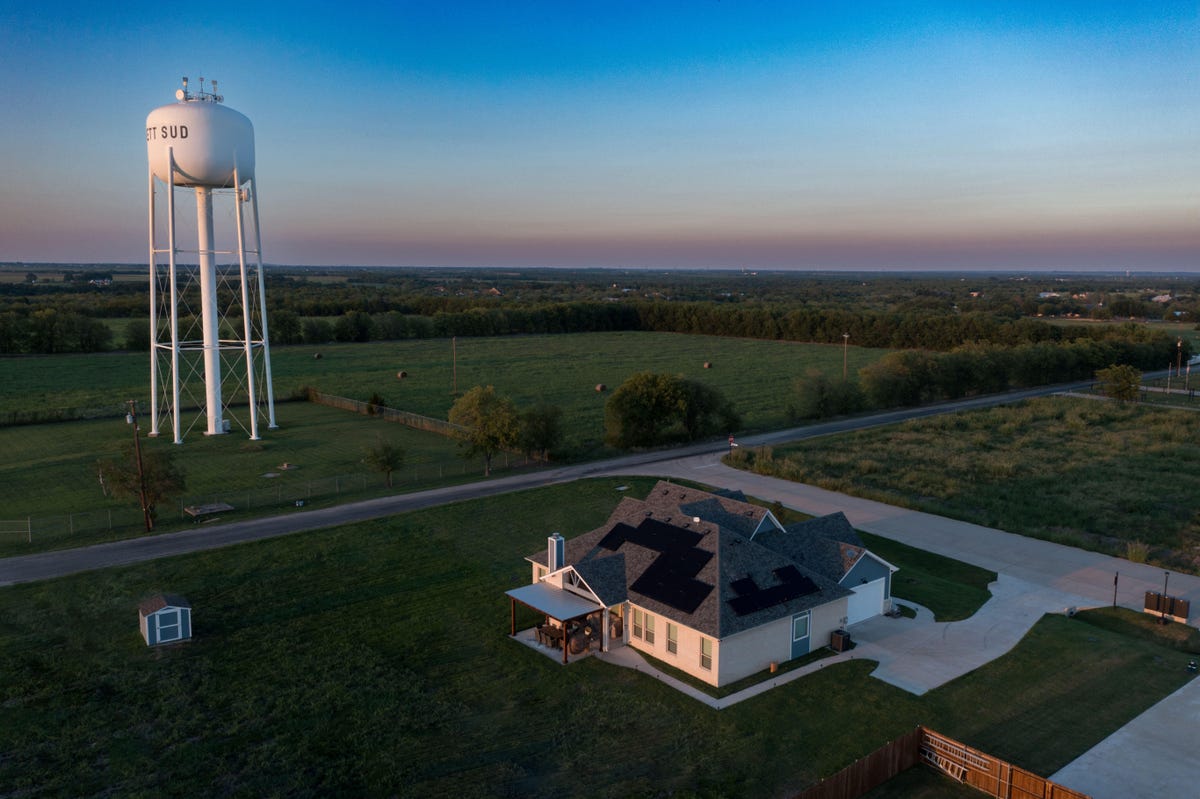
<box><xmin>595</xmin><ymin>383</ymin><xmax>606</xmax><ymax>393</ymax></box>
<box><xmin>703</xmin><ymin>361</ymin><xmax>712</xmax><ymax>369</ymax></box>
<box><xmin>313</xmin><ymin>352</ymin><xmax>322</xmax><ymax>360</ymax></box>
<box><xmin>397</xmin><ymin>370</ymin><xmax>408</xmax><ymax>379</ymax></box>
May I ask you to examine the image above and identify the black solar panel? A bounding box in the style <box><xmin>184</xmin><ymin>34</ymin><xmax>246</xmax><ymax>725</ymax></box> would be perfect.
<box><xmin>600</xmin><ymin>518</ymin><xmax>714</xmax><ymax>614</ymax></box>
<box><xmin>730</xmin><ymin>577</ymin><xmax>758</xmax><ymax>595</ymax></box>
<box><xmin>728</xmin><ymin>565</ymin><xmax>820</xmax><ymax>616</ymax></box>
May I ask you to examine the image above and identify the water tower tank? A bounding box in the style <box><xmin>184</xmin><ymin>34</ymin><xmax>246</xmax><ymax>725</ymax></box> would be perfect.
<box><xmin>146</xmin><ymin>85</ymin><xmax>254</xmax><ymax>187</ymax></box>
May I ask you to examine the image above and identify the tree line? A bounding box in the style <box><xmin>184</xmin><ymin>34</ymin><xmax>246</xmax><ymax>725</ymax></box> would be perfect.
<box><xmin>1</xmin><ymin>293</ymin><xmax>1191</xmax><ymax>360</ymax></box>
<box><xmin>790</xmin><ymin>335</ymin><xmax>1179</xmax><ymax>420</ymax></box>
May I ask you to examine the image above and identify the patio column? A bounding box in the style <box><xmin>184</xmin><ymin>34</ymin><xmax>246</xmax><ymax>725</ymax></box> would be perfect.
<box><xmin>562</xmin><ymin>623</ymin><xmax>568</xmax><ymax>665</ymax></box>
<box><xmin>510</xmin><ymin>598</ymin><xmax>515</xmax><ymax>636</ymax></box>
<box><xmin>601</xmin><ymin>608</ymin><xmax>609</xmax><ymax>653</ymax></box>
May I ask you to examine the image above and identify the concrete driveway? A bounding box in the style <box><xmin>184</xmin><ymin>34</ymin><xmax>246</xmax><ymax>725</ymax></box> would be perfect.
<box><xmin>849</xmin><ymin>574</ymin><xmax>1090</xmax><ymax>695</ymax></box>
<box><xmin>608</xmin><ymin>456</ymin><xmax>1200</xmax><ymax>797</ymax></box>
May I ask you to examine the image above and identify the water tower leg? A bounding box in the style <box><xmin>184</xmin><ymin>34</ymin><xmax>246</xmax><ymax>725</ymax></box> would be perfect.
<box><xmin>196</xmin><ymin>186</ymin><xmax>224</xmax><ymax>435</ymax></box>
<box><xmin>147</xmin><ymin>165</ymin><xmax>160</xmax><ymax>437</ymax></box>
<box><xmin>250</xmin><ymin>181</ymin><xmax>278</xmax><ymax>430</ymax></box>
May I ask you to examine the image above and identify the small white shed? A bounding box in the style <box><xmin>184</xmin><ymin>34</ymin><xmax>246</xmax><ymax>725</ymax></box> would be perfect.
<box><xmin>138</xmin><ymin>594</ymin><xmax>192</xmax><ymax>646</ymax></box>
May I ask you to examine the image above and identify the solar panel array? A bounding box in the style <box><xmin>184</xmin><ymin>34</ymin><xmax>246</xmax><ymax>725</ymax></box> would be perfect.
<box><xmin>600</xmin><ymin>518</ymin><xmax>714</xmax><ymax>615</ymax></box>
<box><xmin>727</xmin><ymin>565</ymin><xmax>820</xmax><ymax>616</ymax></box>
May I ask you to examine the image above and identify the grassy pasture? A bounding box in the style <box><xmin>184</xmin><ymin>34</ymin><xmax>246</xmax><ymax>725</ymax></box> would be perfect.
<box><xmin>0</xmin><ymin>479</ymin><xmax>1191</xmax><ymax>798</ymax></box>
<box><xmin>735</xmin><ymin>396</ymin><xmax>1200</xmax><ymax>572</ymax></box>
<box><xmin>0</xmin><ymin>331</ymin><xmax>886</xmax><ymax>439</ymax></box>
<box><xmin>0</xmin><ymin>333</ymin><xmax>885</xmax><ymax>554</ymax></box>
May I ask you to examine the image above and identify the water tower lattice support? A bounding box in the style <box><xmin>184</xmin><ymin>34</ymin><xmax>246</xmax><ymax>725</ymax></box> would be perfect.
<box><xmin>145</xmin><ymin>79</ymin><xmax>276</xmax><ymax>443</ymax></box>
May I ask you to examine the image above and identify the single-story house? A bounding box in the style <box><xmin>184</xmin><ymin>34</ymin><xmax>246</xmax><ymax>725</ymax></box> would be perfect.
<box><xmin>138</xmin><ymin>594</ymin><xmax>192</xmax><ymax>646</ymax></box>
<box><xmin>506</xmin><ymin>481</ymin><xmax>897</xmax><ymax>687</ymax></box>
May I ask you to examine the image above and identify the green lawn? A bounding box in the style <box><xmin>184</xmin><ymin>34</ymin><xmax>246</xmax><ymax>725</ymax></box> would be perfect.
<box><xmin>860</xmin><ymin>532</ymin><xmax>996</xmax><ymax>622</ymax></box>
<box><xmin>735</xmin><ymin>396</ymin><xmax>1200</xmax><ymax>573</ymax></box>
<box><xmin>0</xmin><ymin>479</ymin><xmax>1191</xmax><ymax>798</ymax></box>
<box><xmin>0</xmin><ymin>402</ymin><xmax>487</xmax><ymax>556</ymax></box>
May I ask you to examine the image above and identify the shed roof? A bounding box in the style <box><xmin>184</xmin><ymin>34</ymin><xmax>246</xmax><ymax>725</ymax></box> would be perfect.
<box><xmin>138</xmin><ymin>594</ymin><xmax>191</xmax><ymax>615</ymax></box>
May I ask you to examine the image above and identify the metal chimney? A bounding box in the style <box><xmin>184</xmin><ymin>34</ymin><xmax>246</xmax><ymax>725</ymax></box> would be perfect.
<box><xmin>548</xmin><ymin>532</ymin><xmax>565</xmax><ymax>572</ymax></box>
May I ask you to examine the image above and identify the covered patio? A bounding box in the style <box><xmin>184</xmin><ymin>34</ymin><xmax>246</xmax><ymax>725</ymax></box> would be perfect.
<box><xmin>506</xmin><ymin>582</ymin><xmax>615</xmax><ymax>664</ymax></box>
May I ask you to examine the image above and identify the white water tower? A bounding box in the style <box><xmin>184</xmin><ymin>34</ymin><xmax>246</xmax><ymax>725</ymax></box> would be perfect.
<box><xmin>146</xmin><ymin>77</ymin><xmax>276</xmax><ymax>442</ymax></box>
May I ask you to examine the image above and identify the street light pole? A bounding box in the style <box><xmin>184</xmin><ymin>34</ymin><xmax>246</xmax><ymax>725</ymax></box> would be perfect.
<box><xmin>126</xmin><ymin>400</ymin><xmax>153</xmax><ymax>533</ymax></box>
<box><xmin>842</xmin><ymin>332</ymin><xmax>850</xmax><ymax>381</ymax></box>
<box><xmin>1177</xmin><ymin>340</ymin><xmax>1183</xmax><ymax>376</ymax></box>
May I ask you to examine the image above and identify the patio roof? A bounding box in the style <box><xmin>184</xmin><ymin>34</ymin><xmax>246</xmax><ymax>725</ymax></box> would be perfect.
<box><xmin>506</xmin><ymin>582</ymin><xmax>602</xmax><ymax>621</ymax></box>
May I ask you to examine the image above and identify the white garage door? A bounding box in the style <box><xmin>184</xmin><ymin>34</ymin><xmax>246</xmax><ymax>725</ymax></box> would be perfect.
<box><xmin>846</xmin><ymin>578</ymin><xmax>886</xmax><ymax>626</ymax></box>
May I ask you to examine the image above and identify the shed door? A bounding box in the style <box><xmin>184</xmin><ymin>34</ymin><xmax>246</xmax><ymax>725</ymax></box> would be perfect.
<box><xmin>846</xmin><ymin>578</ymin><xmax>886</xmax><ymax>626</ymax></box>
<box><xmin>157</xmin><ymin>609</ymin><xmax>181</xmax><ymax>642</ymax></box>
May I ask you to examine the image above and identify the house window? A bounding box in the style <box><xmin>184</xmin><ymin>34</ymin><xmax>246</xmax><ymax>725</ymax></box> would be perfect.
<box><xmin>644</xmin><ymin>614</ymin><xmax>655</xmax><ymax>645</ymax></box>
<box><xmin>666</xmin><ymin>623</ymin><xmax>678</xmax><ymax>655</ymax></box>
<box><xmin>700</xmin><ymin>637</ymin><xmax>712</xmax><ymax>671</ymax></box>
<box><xmin>632</xmin><ymin>608</ymin><xmax>644</xmax><ymax>640</ymax></box>
<box><xmin>792</xmin><ymin>612</ymin><xmax>810</xmax><ymax>642</ymax></box>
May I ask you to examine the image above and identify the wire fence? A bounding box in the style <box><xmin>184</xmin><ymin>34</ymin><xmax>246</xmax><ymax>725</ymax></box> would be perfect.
<box><xmin>0</xmin><ymin>454</ymin><xmax>531</xmax><ymax>553</ymax></box>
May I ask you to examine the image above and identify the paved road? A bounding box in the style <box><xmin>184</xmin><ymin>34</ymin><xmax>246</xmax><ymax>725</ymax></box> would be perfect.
<box><xmin>0</xmin><ymin>381</ymin><xmax>1090</xmax><ymax>587</ymax></box>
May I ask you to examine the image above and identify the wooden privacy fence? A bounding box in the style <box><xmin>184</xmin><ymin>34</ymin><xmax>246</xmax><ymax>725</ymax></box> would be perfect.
<box><xmin>792</xmin><ymin>727</ymin><xmax>1090</xmax><ymax>799</ymax></box>
<box><xmin>305</xmin><ymin>390</ymin><xmax>468</xmax><ymax>437</ymax></box>
<box><xmin>790</xmin><ymin>728</ymin><xmax>921</xmax><ymax>799</ymax></box>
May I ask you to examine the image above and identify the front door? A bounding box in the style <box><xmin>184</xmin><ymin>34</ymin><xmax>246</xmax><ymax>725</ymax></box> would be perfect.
<box><xmin>790</xmin><ymin>612</ymin><xmax>810</xmax><ymax>659</ymax></box>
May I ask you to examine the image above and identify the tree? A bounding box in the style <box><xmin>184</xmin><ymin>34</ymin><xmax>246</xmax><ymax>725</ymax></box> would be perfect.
<box><xmin>124</xmin><ymin>319</ymin><xmax>151</xmax><ymax>351</ymax></box>
<box><xmin>269</xmin><ymin>309</ymin><xmax>303</xmax><ymax>345</ymax></box>
<box><xmin>1096</xmin><ymin>364</ymin><xmax>1141</xmax><ymax>403</ymax></box>
<box><xmin>97</xmin><ymin>443</ymin><xmax>186</xmax><ymax>531</ymax></box>
<box><xmin>789</xmin><ymin>370</ymin><xmax>863</xmax><ymax>420</ymax></box>
<box><xmin>518</xmin><ymin>403</ymin><xmax>563</xmax><ymax>461</ymax></box>
<box><xmin>362</xmin><ymin>436</ymin><xmax>405</xmax><ymax>488</ymax></box>
<box><xmin>604</xmin><ymin>372</ymin><xmax>738</xmax><ymax>448</ymax></box>
<box><xmin>448</xmin><ymin>385</ymin><xmax>519</xmax><ymax>476</ymax></box>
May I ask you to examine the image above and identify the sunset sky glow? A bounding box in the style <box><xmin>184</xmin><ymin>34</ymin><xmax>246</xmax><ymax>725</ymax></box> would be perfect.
<box><xmin>1</xmin><ymin>1</ymin><xmax>1196</xmax><ymax>270</ymax></box>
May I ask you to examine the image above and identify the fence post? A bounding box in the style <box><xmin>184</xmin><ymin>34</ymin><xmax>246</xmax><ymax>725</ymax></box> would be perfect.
<box><xmin>108</xmin><ymin>509</ymin><xmax>113</xmax><ymax>530</ymax></box>
<box><xmin>28</xmin><ymin>517</ymin><xmax>32</xmax><ymax>544</ymax></box>
<box><xmin>69</xmin><ymin>513</ymin><xmax>74</xmax><ymax>535</ymax></box>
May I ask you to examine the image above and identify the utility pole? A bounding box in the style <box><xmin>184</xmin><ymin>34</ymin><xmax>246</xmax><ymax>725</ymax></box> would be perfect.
<box><xmin>126</xmin><ymin>400</ymin><xmax>153</xmax><ymax>533</ymax></box>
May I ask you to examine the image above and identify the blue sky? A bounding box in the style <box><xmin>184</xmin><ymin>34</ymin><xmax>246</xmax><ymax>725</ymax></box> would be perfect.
<box><xmin>1</xmin><ymin>1</ymin><xmax>1196</xmax><ymax>270</ymax></box>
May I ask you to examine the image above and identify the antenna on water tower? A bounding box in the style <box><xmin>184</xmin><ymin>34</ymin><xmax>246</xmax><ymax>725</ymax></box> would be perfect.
<box><xmin>145</xmin><ymin>78</ymin><xmax>277</xmax><ymax>443</ymax></box>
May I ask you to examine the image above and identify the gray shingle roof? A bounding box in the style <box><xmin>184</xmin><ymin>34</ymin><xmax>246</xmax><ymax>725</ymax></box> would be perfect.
<box><xmin>523</xmin><ymin>483</ymin><xmax>861</xmax><ymax>638</ymax></box>
<box><xmin>571</xmin><ymin>554</ymin><xmax>628</xmax><ymax>606</ymax></box>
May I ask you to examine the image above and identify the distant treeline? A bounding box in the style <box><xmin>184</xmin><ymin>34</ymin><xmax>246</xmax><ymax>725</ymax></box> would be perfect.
<box><xmin>0</xmin><ymin>298</ymin><xmax>1187</xmax><ymax>373</ymax></box>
